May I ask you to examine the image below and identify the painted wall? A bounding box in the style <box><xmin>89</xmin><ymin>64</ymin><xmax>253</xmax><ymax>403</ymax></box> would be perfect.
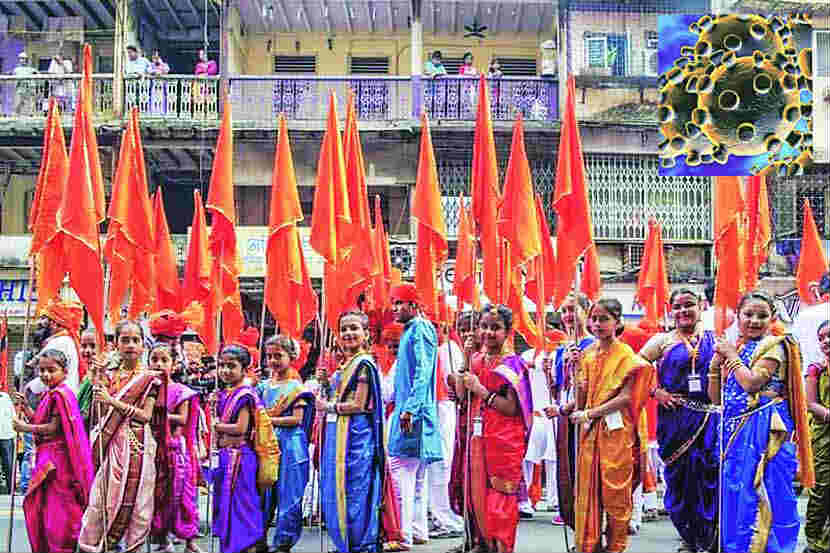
<box><xmin>0</xmin><ymin>174</ymin><xmax>35</xmax><ymax>235</ymax></box>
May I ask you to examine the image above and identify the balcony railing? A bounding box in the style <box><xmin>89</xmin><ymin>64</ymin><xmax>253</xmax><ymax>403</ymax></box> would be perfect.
<box><xmin>0</xmin><ymin>74</ymin><xmax>559</xmax><ymax>124</ymax></box>
<box><xmin>0</xmin><ymin>74</ymin><xmax>113</xmax><ymax>119</ymax></box>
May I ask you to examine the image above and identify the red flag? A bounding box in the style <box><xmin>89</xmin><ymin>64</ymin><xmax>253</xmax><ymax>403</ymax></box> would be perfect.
<box><xmin>0</xmin><ymin>313</ymin><xmax>8</xmax><ymax>392</ymax></box>
<box><xmin>525</xmin><ymin>195</ymin><xmax>556</xmax><ymax>306</ymax></box>
<box><xmin>310</xmin><ymin>92</ymin><xmax>351</xmax><ymax>266</ymax></box>
<box><xmin>29</xmin><ymin>99</ymin><xmax>70</xmax><ymax>313</ymax></box>
<box><xmin>498</xmin><ymin>115</ymin><xmax>542</xmax><ymax>267</ymax></box>
<box><xmin>796</xmin><ymin>199</ymin><xmax>828</xmax><ymax>305</ymax></box>
<box><xmin>104</xmin><ymin>110</ymin><xmax>156</xmax><ymax>321</ymax></box>
<box><xmin>744</xmin><ymin>175</ymin><xmax>771</xmax><ymax>291</ymax></box>
<box><xmin>470</xmin><ymin>75</ymin><xmax>502</xmax><ymax>300</ymax></box>
<box><xmin>370</xmin><ymin>195</ymin><xmax>393</xmax><ymax>309</ymax></box>
<box><xmin>713</xmin><ymin>176</ymin><xmax>746</xmax><ymax>335</ymax></box>
<box><xmin>454</xmin><ymin>206</ymin><xmax>480</xmax><ymax>310</ymax></box>
<box><xmin>81</xmin><ymin>44</ymin><xmax>106</xmax><ymax>223</ymax></box>
<box><xmin>413</xmin><ymin>112</ymin><xmax>448</xmax><ymax>316</ymax></box>
<box><xmin>553</xmin><ymin>77</ymin><xmax>595</xmax><ymax>308</ymax></box>
<box><xmin>182</xmin><ymin>190</ymin><xmax>215</xmax><ymax>352</ymax></box>
<box><xmin>265</xmin><ymin>115</ymin><xmax>319</xmax><ymax>339</ymax></box>
<box><xmin>50</xmin><ymin>57</ymin><xmax>106</xmax><ymax>343</ymax></box>
<box><xmin>636</xmin><ymin>219</ymin><xmax>669</xmax><ymax>327</ymax></box>
<box><xmin>153</xmin><ymin>187</ymin><xmax>182</xmax><ymax>312</ymax></box>
<box><xmin>206</xmin><ymin>102</ymin><xmax>244</xmax><ymax>345</ymax></box>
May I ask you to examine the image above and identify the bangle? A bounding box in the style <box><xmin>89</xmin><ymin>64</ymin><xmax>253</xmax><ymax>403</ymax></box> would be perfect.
<box><xmin>486</xmin><ymin>392</ymin><xmax>497</xmax><ymax>408</ymax></box>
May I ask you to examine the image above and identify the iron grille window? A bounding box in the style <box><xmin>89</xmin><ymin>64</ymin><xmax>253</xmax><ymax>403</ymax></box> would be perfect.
<box><xmin>584</xmin><ymin>36</ymin><xmax>608</xmax><ymax>69</ymax></box>
<box><xmin>350</xmin><ymin>56</ymin><xmax>389</xmax><ymax>74</ymax></box>
<box><xmin>497</xmin><ymin>57</ymin><xmax>538</xmax><ymax>77</ymax></box>
<box><xmin>273</xmin><ymin>55</ymin><xmax>316</xmax><ymax>74</ymax></box>
<box><xmin>98</xmin><ymin>56</ymin><xmax>113</xmax><ymax>73</ymax></box>
<box><xmin>768</xmin><ymin>171</ymin><xmax>828</xmax><ymax>239</ymax></box>
<box><xmin>441</xmin><ymin>57</ymin><xmax>464</xmax><ymax>74</ymax></box>
<box><xmin>817</xmin><ymin>30</ymin><xmax>830</xmax><ymax>78</ymax></box>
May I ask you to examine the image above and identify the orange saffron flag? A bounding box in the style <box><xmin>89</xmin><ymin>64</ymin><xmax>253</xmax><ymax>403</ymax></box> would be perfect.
<box><xmin>713</xmin><ymin>176</ymin><xmax>746</xmax><ymax>335</ymax></box>
<box><xmin>413</xmin><ymin>112</ymin><xmax>448</xmax><ymax>316</ymax></box>
<box><xmin>553</xmin><ymin>77</ymin><xmax>595</xmax><ymax>308</ymax></box>
<box><xmin>743</xmin><ymin>175</ymin><xmax>771</xmax><ymax>291</ymax></box>
<box><xmin>81</xmin><ymin>44</ymin><xmax>106</xmax><ymax>224</ymax></box>
<box><xmin>51</xmin><ymin>69</ymin><xmax>106</xmax><ymax>343</ymax></box>
<box><xmin>580</xmin><ymin>243</ymin><xmax>602</xmax><ymax>303</ymax></box>
<box><xmin>370</xmin><ymin>195</ymin><xmax>393</xmax><ymax>309</ymax></box>
<box><xmin>206</xmin><ymin>102</ymin><xmax>244</xmax><ymax>345</ymax></box>
<box><xmin>636</xmin><ymin>219</ymin><xmax>669</xmax><ymax>328</ymax></box>
<box><xmin>454</xmin><ymin>206</ymin><xmax>480</xmax><ymax>310</ymax></box>
<box><xmin>152</xmin><ymin>187</ymin><xmax>182</xmax><ymax>312</ymax></box>
<box><xmin>470</xmin><ymin>75</ymin><xmax>502</xmax><ymax>301</ymax></box>
<box><xmin>265</xmin><ymin>115</ymin><xmax>319</xmax><ymax>339</ymax></box>
<box><xmin>796</xmin><ymin>199</ymin><xmax>828</xmax><ymax>305</ymax></box>
<box><xmin>310</xmin><ymin>92</ymin><xmax>351</xmax><ymax>266</ymax></box>
<box><xmin>498</xmin><ymin>115</ymin><xmax>542</xmax><ymax>268</ymax></box>
<box><xmin>104</xmin><ymin>110</ymin><xmax>156</xmax><ymax>321</ymax></box>
<box><xmin>525</xmin><ymin>195</ymin><xmax>556</xmax><ymax>306</ymax></box>
<box><xmin>29</xmin><ymin>99</ymin><xmax>70</xmax><ymax>313</ymax></box>
<box><xmin>182</xmin><ymin>190</ymin><xmax>215</xmax><ymax>352</ymax></box>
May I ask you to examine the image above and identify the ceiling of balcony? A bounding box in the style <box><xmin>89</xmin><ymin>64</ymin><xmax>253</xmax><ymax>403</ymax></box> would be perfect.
<box><xmin>0</xmin><ymin>0</ymin><xmax>114</xmax><ymax>32</ymax></box>
<box><xmin>239</xmin><ymin>0</ymin><xmax>555</xmax><ymax>35</ymax></box>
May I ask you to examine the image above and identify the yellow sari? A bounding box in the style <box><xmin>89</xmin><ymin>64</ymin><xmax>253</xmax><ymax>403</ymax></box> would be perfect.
<box><xmin>575</xmin><ymin>340</ymin><xmax>649</xmax><ymax>553</ymax></box>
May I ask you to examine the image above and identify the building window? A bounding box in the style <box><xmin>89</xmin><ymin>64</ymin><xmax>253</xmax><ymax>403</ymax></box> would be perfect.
<box><xmin>236</xmin><ymin>186</ymin><xmax>269</xmax><ymax>226</ymax></box>
<box><xmin>585</xmin><ymin>36</ymin><xmax>608</xmax><ymax>69</ymax></box>
<box><xmin>273</xmin><ymin>55</ymin><xmax>317</xmax><ymax>74</ymax></box>
<box><xmin>98</xmin><ymin>56</ymin><xmax>113</xmax><ymax>73</ymax></box>
<box><xmin>497</xmin><ymin>57</ymin><xmax>538</xmax><ymax>77</ymax></box>
<box><xmin>815</xmin><ymin>29</ymin><xmax>830</xmax><ymax>77</ymax></box>
<box><xmin>349</xmin><ymin>56</ymin><xmax>389</xmax><ymax>74</ymax></box>
<box><xmin>440</xmin><ymin>57</ymin><xmax>465</xmax><ymax>74</ymax></box>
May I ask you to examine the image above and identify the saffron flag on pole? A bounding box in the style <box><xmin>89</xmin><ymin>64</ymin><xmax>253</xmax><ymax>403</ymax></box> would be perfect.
<box><xmin>796</xmin><ymin>199</ymin><xmax>828</xmax><ymax>305</ymax></box>
<box><xmin>182</xmin><ymin>190</ymin><xmax>215</xmax><ymax>352</ymax></box>
<box><xmin>525</xmin><ymin>195</ymin><xmax>556</xmax><ymax>307</ymax></box>
<box><xmin>370</xmin><ymin>195</ymin><xmax>393</xmax><ymax>309</ymax></box>
<box><xmin>553</xmin><ymin>76</ymin><xmax>595</xmax><ymax>308</ymax></box>
<box><xmin>412</xmin><ymin>112</ymin><xmax>448</xmax><ymax>317</ymax></box>
<box><xmin>713</xmin><ymin>176</ymin><xmax>746</xmax><ymax>335</ymax></box>
<box><xmin>81</xmin><ymin>44</ymin><xmax>106</xmax><ymax>224</ymax></box>
<box><xmin>635</xmin><ymin>219</ymin><xmax>669</xmax><ymax>328</ymax></box>
<box><xmin>743</xmin><ymin>175</ymin><xmax>771</xmax><ymax>291</ymax></box>
<box><xmin>206</xmin><ymin>101</ymin><xmax>244</xmax><ymax>345</ymax></box>
<box><xmin>265</xmin><ymin>115</ymin><xmax>319</xmax><ymax>339</ymax></box>
<box><xmin>153</xmin><ymin>187</ymin><xmax>182</xmax><ymax>312</ymax></box>
<box><xmin>470</xmin><ymin>75</ymin><xmax>502</xmax><ymax>301</ymax></box>
<box><xmin>454</xmin><ymin>205</ymin><xmax>480</xmax><ymax>310</ymax></box>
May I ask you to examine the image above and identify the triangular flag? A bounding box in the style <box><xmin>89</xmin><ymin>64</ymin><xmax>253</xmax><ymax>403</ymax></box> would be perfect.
<box><xmin>182</xmin><ymin>190</ymin><xmax>215</xmax><ymax>352</ymax></box>
<box><xmin>152</xmin><ymin>187</ymin><xmax>182</xmax><ymax>312</ymax></box>
<box><xmin>796</xmin><ymin>199</ymin><xmax>828</xmax><ymax>305</ymax></box>
<box><xmin>713</xmin><ymin>176</ymin><xmax>746</xmax><ymax>335</ymax></box>
<box><xmin>635</xmin><ymin>219</ymin><xmax>669</xmax><ymax>327</ymax></box>
<box><xmin>454</xmin><ymin>206</ymin><xmax>480</xmax><ymax>310</ymax></box>
<box><xmin>743</xmin><ymin>175</ymin><xmax>771</xmax><ymax>291</ymax></box>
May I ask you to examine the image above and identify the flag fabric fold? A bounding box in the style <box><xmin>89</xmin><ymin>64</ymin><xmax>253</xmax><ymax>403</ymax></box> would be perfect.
<box><xmin>553</xmin><ymin>76</ymin><xmax>595</xmax><ymax>308</ymax></box>
<box><xmin>370</xmin><ymin>195</ymin><xmax>393</xmax><ymax>310</ymax></box>
<box><xmin>713</xmin><ymin>176</ymin><xmax>746</xmax><ymax>335</ymax></box>
<box><xmin>525</xmin><ymin>195</ymin><xmax>556</xmax><ymax>306</ymax></box>
<box><xmin>743</xmin><ymin>175</ymin><xmax>772</xmax><ymax>291</ymax></box>
<box><xmin>796</xmin><ymin>199</ymin><xmax>828</xmax><ymax>305</ymax></box>
<box><xmin>206</xmin><ymin>102</ymin><xmax>244</xmax><ymax>346</ymax></box>
<box><xmin>413</xmin><ymin>112</ymin><xmax>448</xmax><ymax>317</ymax></box>
<box><xmin>636</xmin><ymin>219</ymin><xmax>669</xmax><ymax>328</ymax></box>
<box><xmin>453</xmin><ymin>205</ymin><xmax>479</xmax><ymax>310</ymax></box>
<box><xmin>182</xmin><ymin>190</ymin><xmax>215</xmax><ymax>352</ymax></box>
<box><xmin>265</xmin><ymin>115</ymin><xmax>319</xmax><ymax>339</ymax></box>
<box><xmin>153</xmin><ymin>187</ymin><xmax>182</xmax><ymax>312</ymax></box>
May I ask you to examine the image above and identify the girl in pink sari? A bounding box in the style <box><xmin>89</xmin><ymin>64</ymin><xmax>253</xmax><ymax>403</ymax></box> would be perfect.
<box><xmin>12</xmin><ymin>348</ymin><xmax>94</xmax><ymax>553</ymax></box>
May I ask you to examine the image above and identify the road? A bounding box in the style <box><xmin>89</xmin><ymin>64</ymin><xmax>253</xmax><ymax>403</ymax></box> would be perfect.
<box><xmin>0</xmin><ymin>494</ymin><xmax>810</xmax><ymax>552</ymax></box>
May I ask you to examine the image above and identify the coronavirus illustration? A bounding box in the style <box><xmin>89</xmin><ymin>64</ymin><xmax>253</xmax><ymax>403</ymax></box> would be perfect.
<box><xmin>658</xmin><ymin>13</ymin><xmax>813</xmax><ymax>176</ymax></box>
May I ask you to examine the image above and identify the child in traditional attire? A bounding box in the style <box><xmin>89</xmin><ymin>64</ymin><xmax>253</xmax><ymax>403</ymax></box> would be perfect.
<box><xmin>210</xmin><ymin>344</ymin><xmax>265</xmax><ymax>553</ymax></box>
<box><xmin>258</xmin><ymin>335</ymin><xmax>315</xmax><ymax>552</ymax></box>
<box><xmin>12</xmin><ymin>349</ymin><xmax>94</xmax><ymax>553</ymax></box>
<box><xmin>806</xmin><ymin>319</ymin><xmax>830</xmax><ymax>553</ymax></box>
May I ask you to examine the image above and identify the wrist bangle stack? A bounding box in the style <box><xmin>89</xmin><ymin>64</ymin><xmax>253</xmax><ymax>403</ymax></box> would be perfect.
<box><xmin>723</xmin><ymin>358</ymin><xmax>745</xmax><ymax>376</ymax></box>
<box><xmin>486</xmin><ymin>392</ymin><xmax>497</xmax><ymax>408</ymax></box>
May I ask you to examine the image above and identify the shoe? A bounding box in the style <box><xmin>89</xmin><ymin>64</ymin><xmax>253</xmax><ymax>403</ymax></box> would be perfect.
<box><xmin>433</xmin><ymin>530</ymin><xmax>464</xmax><ymax>539</ymax></box>
<box><xmin>551</xmin><ymin>515</ymin><xmax>565</xmax><ymax>526</ymax></box>
<box><xmin>534</xmin><ymin>500</ymin><xmax>550</xmax><ymax>511</ymax></box>
<box><xmin>628</xmin><ymin>522</ymin><xmax>640</xmax><ymax>535</ymax></box>
<box><xmin>414</xmin><ymin>537</ymin><xmax>429</xmax><ymax>545</ymax></box>
<box><xmin>519</xmin><ymin>511</ymin><xmax>534</xmax><ymax>519</ymax></box>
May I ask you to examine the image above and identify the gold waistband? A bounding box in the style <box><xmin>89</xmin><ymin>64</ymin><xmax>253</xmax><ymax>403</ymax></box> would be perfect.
<box><xmin>489</xmin><ymin>476</ymin><xmax>519</xmax><ymax>495</ymax></box>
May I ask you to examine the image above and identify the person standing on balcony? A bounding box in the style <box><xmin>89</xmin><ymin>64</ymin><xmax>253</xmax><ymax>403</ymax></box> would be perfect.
<box><xmin>12</xmin><ymin>52</ymin><xmax>37</xmax><ymax>116</ymax></box>
<box><xmin>458</xmin><ymin>53</ymin><xmax>478</xmax><ymax>76</ymax></box>
<box><xmin>150</xmin><ymin>51</ymin><xmax>170</xmax><ymax>75</ymax></box>
<box><xmin>487</xmin><ymin>59</ymin><xmax>503</xmax><ymax>78</ymax></box>
<box><xmin>193</xmin><ymin>49</ymin><xmax>217</xmax><ymax>117</ymax></box>
<box><xmin>48</xmin><ymin>53</ymin><xmax>73</xmax><ymax>113</ymax></box>
<box><xmin>125</xmin><ymin>45</ymin><xmax>152</xmax><ymax>76</ymax></box>
<box><xmin>424</xmin><ymin>51</ymin><xmax>447</xmax><ymax>78</ymax></box>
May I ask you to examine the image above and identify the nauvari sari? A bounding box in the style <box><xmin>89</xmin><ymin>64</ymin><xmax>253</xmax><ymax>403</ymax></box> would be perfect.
<box><xmin>806</xmin><ymin>360</ymin><xmax>830</xmax><ymax>553</ymax></box>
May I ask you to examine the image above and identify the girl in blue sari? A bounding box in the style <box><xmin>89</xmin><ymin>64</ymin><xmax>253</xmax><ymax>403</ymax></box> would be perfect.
<box><xmin>709</xmin><ymin>291</ymin><xmax>815</xmax><ymax>553</ymax></box>
<box><xmin>317</xmin><ymin>310</ymin><xmax>385</xmax><ymax>553</ymax></box>
<box><xmin>639</xmin><ymin>288</ymin><xmax>719</xmax><ymax>552</ymax></box>
<box><xmin>258</xmin><ymin>335</ymin><xmax>315</xmax><ymax>552</ymax></box>
<box><xmin>211</xmin><ymin>345</ymin><xmax>266</xmax><ymax>553</ymax></box>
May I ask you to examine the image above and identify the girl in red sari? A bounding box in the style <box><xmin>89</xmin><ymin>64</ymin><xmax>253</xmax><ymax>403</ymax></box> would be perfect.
<box><xmin>451</xmin><ymin>305</ymin><xmax>532</xmax><ymax>553</ymax></box>
<box><xmin>12</xmin><ymin>349</ymin><xmax>94</xmax><ymax>553</ymax></box>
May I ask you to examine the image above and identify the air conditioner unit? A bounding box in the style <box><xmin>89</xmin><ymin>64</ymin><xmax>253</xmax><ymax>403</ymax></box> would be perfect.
<box><xmin>643</xmin><ymin>48</ymin><xmax>659</xmax><ymax>77</ymax></box>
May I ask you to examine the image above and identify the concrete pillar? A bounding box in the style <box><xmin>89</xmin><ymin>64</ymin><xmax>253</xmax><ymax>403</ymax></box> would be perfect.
<box><xmin>112</xmin><ymin>0</ymin><xmax>139</xmax><ymax>117</ymax></box>
<box><xmin>0</xmin><ymin>174</ymin><xmax>35</xmax><ymax>234</ymax></box>
<box><xmin>410</xmin><ymin>0</ymin><xmax>423</xmax><ymax>117</ymax></box>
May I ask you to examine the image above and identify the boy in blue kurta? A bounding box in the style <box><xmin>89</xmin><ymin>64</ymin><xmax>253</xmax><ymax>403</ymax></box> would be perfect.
<box><xmin>387</xmin><ymin>283</ymin><xmax>443</xmax><ymax>548</ymax></box>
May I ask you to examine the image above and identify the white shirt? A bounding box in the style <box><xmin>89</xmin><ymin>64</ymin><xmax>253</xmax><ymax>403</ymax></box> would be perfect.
<box><xmin>792</xmin><ymin>301</ymin><xmax>830</xmax><ymax>369</ymax></box>
<box><xmin>438</xmin><ymin>341</ymin><xmax>464</xmax><ymax>379</ymax></box>
<box><xmin>43</xmin><ymin>335</ymin><xmax>79</xmax><ymax>394</ymax></box>
<box><xmin>0</xmin><ymin>393</ymin><xmax>15</xmax><ymax>440</ymax></box>
<box><xmin>13</xmin><ymin>351</ymin><xmax>26</xmax><ymax>378</ymax></box>
<box><xmin>520</xmin><ymin>349</ymin><xmax>553</xmax><ymax>410</ymax></box>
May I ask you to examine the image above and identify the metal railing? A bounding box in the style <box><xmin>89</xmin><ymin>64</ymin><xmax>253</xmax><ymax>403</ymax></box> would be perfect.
<box><xmin>0</xmin><ymin>74</ymin><xmax>113</xmax><ymax>119</ymax></box>
<box><xmin>124</xmin><ymin>75</ymin><xmax>220</xmax><ymax>120</ymax></box>
<box><xmin>0</xmin><ymin>74</ymin><xmax>560</xmax><ymax>124</ymax></box>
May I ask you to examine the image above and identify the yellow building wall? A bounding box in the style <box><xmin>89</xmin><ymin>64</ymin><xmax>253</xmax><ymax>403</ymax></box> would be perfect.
<box><xmin>239</xmin><ymin>32</ymin><xmax>546</xmax><ymax>76</ymax></box>
<box><xmin>1</xmin><ymin>174</ymin><xmax>34</xmax><ymax>235</ymax></box>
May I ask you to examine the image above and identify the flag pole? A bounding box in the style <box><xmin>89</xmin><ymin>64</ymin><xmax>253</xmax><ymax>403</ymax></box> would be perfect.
<box><xmin>318</xmin><ymin>272</ymin><xmax>328</xmax><ymax>553</ymax></box>
<box><xmin>209</xmin><ymin>240</ymin><xmax>225</xmax><ymax>553</ymax></box>
<box><xmin>6</xmin><ymin>259</ymin><xmax>36</xmax><ymax>553</ymax></box>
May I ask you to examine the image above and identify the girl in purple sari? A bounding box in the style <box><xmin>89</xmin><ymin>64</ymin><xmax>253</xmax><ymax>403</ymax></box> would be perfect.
<box><xmin>12</xmin><ymin>348</ymin><xmax>95</xmax><ymax>553</ymax></box>
<box><xmin>209</xmin><ymin>344</ymin><xmax>265</xmax><ymax>553</ymax></box>
<box><xmin>149</xmin><ymin>342</ymin><xmax>203</xmax><ymax>553</ymax></box>
<box><xmin>640</xmin><ymin>289</ymin><xmax>719</xmax><ymax>553</ymax></box>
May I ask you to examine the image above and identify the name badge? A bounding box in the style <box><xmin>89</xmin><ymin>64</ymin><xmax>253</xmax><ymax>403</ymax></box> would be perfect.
<box><xmin>473</xmin><ymin>416</ymin><xmax>483</xmax><ymax>437</ymax></box>
<box><xmin>326</xmin><ymin>412</ymin><xmax>338</xmax><ymax>423</ymax></box>
<box><xmin>604</xmin><ymin>410</ymin><xmax>624</xmax><ymax>431</ymax></box>
<box><xmin>688</xmin><ymin>374</ymin><xmax>702</xmax><ymax>393</ymax></box>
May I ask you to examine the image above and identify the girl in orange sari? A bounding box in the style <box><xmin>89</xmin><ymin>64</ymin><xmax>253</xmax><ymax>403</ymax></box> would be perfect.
<box><xmin>572</xmin><ymin>298</ymin><xmax>649</xmax><ymax>553</ymax></box>
<box><xmin>452</xmin><ymin>305</ymin><xmax>532</xmax><ymax>553</ymax></box>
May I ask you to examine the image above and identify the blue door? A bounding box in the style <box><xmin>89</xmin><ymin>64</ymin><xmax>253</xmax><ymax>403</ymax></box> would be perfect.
<box><xmin>606</xmin><ymin>34</ymin><xmax>628</xmax><ymax>76</ymax></box>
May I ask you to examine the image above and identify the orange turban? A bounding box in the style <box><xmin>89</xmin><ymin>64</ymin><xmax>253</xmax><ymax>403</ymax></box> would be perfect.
<box><xmin>40</xmin><ymin>298</ymin><xmax>83</xmax><ymax>335</ymax></box>
<box><xmin>236</xmin><ymin>326</ymin><xmax>261</xmax><ymax>369</ymax></box>
<box><xmin>381</xmin><ymin>322</ymin><xmax>405</xmax><ymax>343</ymax></box>
<box><xmin>148</xmin><ymin>302</ymin><xmax>204</xmax><ymax>339</ymax></box>
<box><xmin>390</xmin><ymin>283</ymin><xmax>419</xmax><ymax>304</ymax></box>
